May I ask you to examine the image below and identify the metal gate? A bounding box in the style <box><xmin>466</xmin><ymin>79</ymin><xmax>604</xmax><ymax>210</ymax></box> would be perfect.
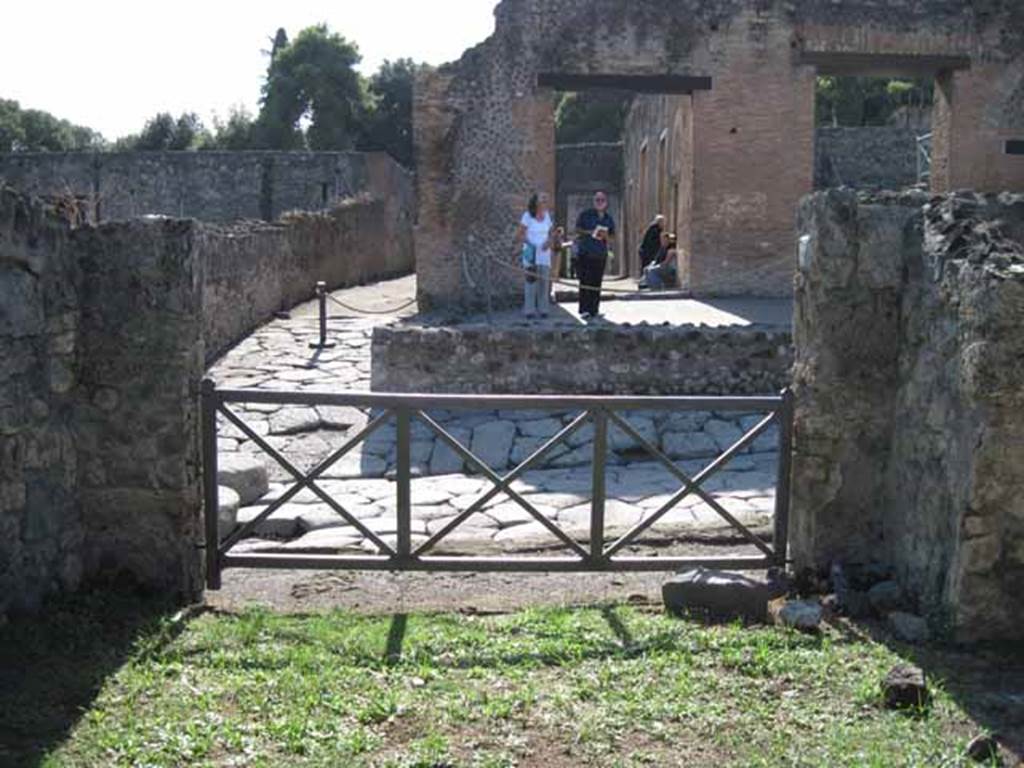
<box><xmin>202</xmin><ymin>380</ymin><xmax>793</xmax><ymax>589</ymax></box>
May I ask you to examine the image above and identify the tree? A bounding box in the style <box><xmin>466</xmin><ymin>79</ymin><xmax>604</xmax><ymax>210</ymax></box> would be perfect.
<box><xmin>815</xmin><ymin>76</ymin><xmax>934</xmax><ymax>127</ymax></box>
<box><xmin>0</xmin><ymin>99</ymin><xmax>25</xmax><ymax>152</ymax></box>
<box><xmin>555</xmin><ymin>91</ymin><xmax>632</xmax><ymax>144</ymax></box>
<box><xmin>360</xmin><ymin>58</ymin><xmax>420</xmax><ymax>167</ymax></box>
<box><xmin>0</xmin><ymin>99</ymin><xmax>104</xmax><ymax>151</ymax></box>
<box><xmin>128</xmin><ymin>111</ymin><xmax>208</xmax><ymax>150</ymax></box>
<box><xmin>204</xmin><ymin>106</ymin><xmax>257</xmax><ymax>150</ymax></box>
<box><xmin>254</xmin><ymin>24</ymin><xmax>369</xmax><ymax>150</ymax></box>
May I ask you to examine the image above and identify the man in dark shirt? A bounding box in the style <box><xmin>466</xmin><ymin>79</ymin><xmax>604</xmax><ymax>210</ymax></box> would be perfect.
<box><xmin>575</xmin><ymin>191</ymin><xmax>616</xmax><ymax>319</ymax></box>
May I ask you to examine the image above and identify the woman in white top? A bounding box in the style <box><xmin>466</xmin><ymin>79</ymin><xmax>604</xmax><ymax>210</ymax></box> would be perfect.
<box><xmin>514</xmin><ymin>192</ymin><xmax>561</xmax><ymax>318</ymax></box>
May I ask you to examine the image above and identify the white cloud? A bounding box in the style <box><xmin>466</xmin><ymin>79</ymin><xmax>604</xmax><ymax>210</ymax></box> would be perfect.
<box><xmin>2</xmin><ymin>0</ymin><xmax>496</xmax><ymax>139</ymax></box>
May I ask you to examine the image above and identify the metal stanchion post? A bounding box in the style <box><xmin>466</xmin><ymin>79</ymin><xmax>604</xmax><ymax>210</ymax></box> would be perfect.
<box><xmin>309</xmin><ymin>281</ymin><xmax>337</xmax><ymax>349</ymax></box>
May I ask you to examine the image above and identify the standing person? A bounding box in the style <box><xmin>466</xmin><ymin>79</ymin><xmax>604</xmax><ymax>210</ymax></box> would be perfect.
<box><xmin>514</xmin><ymin>192</ymin><xmax>558</xmax><ymax>318</ymax></box>
<box><xmin>575</xmin><ymin>190</ymin><xmax>616</xmax><ymax>320</ymax></box>
<box><xmin>638</xmin><ymin>214</ymin><xmax>666</xmax><ymax>270</ymax></box>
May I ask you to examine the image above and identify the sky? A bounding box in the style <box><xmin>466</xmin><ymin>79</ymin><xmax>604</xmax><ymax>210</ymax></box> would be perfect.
<box><xmin>2</xmin><ymin>1</ymin><xmax>498</xmax><ymax>140</ymax></box>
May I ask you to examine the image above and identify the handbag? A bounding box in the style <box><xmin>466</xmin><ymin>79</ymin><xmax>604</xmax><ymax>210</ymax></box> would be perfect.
<box><xmin>521</xmin><ymin>242</ymin><xmax>538</xmax><ymax>283</ymax></box>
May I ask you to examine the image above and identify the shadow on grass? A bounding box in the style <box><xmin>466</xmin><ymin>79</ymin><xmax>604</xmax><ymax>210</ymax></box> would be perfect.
<box><xmin>0</xmin><ymin>587</ymin><xmax>186</xmax><ymax>767</ymax></box>
<box><xmin>824</xmin><ymin>615</ymin><xmax>1024</xmax><ymax>763</ymax></box>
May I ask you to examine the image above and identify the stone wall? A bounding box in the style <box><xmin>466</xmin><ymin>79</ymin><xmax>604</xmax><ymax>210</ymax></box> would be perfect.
<box><xmin>814</xmin><ymin>127</ymin><xmax>920</xmax><ymax>189</ymax></box>
<box><xmin>791</xmin><ymin>188</ymin><xmax>1024</xmax><ymax>642</ymax></box>
<box><xmin>0</xmin><ymin>150</ymin><xmax>407</xmax><ymax>223</ymax></box>
<box><xmin>201</xmin><ymin>191</ymin><xmax>414</xmax><ymax>362</ymax></box>
<box><xmin>371</xmin><ymin>323</ymin><xmax>792</xmax><ymax>396</ymax></box>
<box><xmin>415</xmin><ymin>0</ymin><xmax>1024</xmax><ymax>311</ymax></box>
<box><xmin>0</xmin><ymin>189</ymin><xmax>205</xmax><ymax>618</ymax></box>
<box><xmin>0</xmin><ymin>172</ymin><xmax>414</xmax><ymax>619</ymax></box>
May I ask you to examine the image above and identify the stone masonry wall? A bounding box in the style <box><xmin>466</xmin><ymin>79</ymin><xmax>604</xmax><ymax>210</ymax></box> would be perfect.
<box><xmin>0</xmin><ymin>173</ymin><xmax>414</xmax><ymax>619</ymax></box>
<box><xmin>200</xmin><ymin>193</ymin><xmax>414</xmax><ymax>362</ymax></box>
<box><xmin>791</xmin><ymin>188</ymin><xmax>1024</xmax><ymax>642</ymax></box>
<box><xmin>0</xmin><ymin>150</ymin><xmax>404</xmax><ymax>223</ymax></box>
<box><xmin>814</xmin><ymin>127</ymin><xmax>920</xmax><ymax>190</ymax></box>
<box><xmin>0</xmin><ymin>188</ymin><xmax>206</xmax><ymax>618</ymax></box>
<box><xmin>0</xmin><ymin>189</ymin><xmax>83</xmax><ymax>616</ymax></box>
<box><xmin>371</xmin><ymin>323</ymin><xmax>792</xmax><ymax>396</ymax></box>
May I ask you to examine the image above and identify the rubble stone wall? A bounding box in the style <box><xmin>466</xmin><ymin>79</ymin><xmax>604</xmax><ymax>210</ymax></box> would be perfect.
<box><xmin>792</xmin><ymin>188</ymin><xmax>1024</xmax><ymax>641</ymax></box>
<box><xmin>416</xmin><ymin>0</ymin><xmax>1024</xmax><ymax>310</ymax></box>
<box><xmin>371</xmin><ymin>323</ymin><xmax>792</xmax><ymax>396</ymax></box>
<box><xmin>200</xmin><ymin>193</ymin><xmax>414</xmax><ymax>362</ymax></box>
<box><xmin>0</xmin><ymin>150</ymin><xmax>408</xmax><ymax>223</ymax></box>
<box><xmin>814</xmin><ymin>127</ymin><xmax>920</xmax><ymax>190</ymax></box>
<box><xmin>0</xmin><ymin>174</ymin><xmax>414</xmax><ymax>619</ymax></box>
<box><xmin>0</xmin><ymin>189</ymin><xmax>205</xmax><ymax>618</ymax></box>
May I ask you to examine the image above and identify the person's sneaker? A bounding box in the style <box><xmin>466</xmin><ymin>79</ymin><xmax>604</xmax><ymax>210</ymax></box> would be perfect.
<box><xmin>579</xmin><ymin>312</ymin><xmax>592</xmax><ymax>320</ymax></box>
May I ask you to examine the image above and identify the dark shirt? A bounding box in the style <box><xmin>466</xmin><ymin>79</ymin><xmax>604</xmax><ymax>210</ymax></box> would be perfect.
<box><xmin>576</xmin><ymin>208</ymin><xmax>616</xmax><ymax>259</ymax></box>
<box><xmin>639</xmin><ymin>224</ymin><xmax>663</xmax><ymax>266</ymax></box>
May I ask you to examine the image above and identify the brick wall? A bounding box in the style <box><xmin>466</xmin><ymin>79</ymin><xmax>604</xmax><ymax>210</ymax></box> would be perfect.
<box><xmin>414</xmin><ymin>0</ymin><xmax>1024</xmax><ymax>310</ymax></box>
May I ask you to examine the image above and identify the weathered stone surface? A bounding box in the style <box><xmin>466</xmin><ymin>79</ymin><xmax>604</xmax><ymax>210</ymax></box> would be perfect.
<box><xmin>218</xmin><ymin>486</ymin><xmax>241</xmax><ymax>539</ymax></box>
<box><xmin>372</xmin><ymin>324</ymin><xmax>792</xmax><ymax>397</ymax></box>
<box><xmin>269</xmin><ymin>406</ymin><xmax>322</xmax><ymax>436</ymax></box>
<box><xmin>882</xmin><ymin>664</ymin><xmax>931</xmax><ymax>710</ymax></box>
<box><xmin>663</xmin><ymin>568</ymin><xmax>784</xmax><ymax>622</ymax></box>
<box><xmin>470</xmin><ymin>421</ymin><xmax>516</xmax><ymax>470</ymax></box>
<box><xmin>773</xmin><ymin>599</ymin><xmax>823</xmax><ymax>633</ymax></box>
<box><xmin>663</xmin><ymin>431</ymin><xmax>719</xmax><ymax>460</ymax></box>
<box><xmin>868</xmin><ymin>581</ymin><xmax>903</xmax><ymax>615</ymax></box>
<box><xmin>793</xmin><ymin>190</ymin><xmax>1024</xmax><ymax>643</ymax></box>
<box><xmin>429</xmin><ymin>427</ymin><xmax>470</xmax><ymax>475</ymax></box>
<box><xmin>887</xmin><ymin>612</ymin><xmax>930</xmax><ymax>645</ymax></box>
<box><xmin>218</xmin><ymin>455</ymin><xmax>270</xmax><ymax>505</ymax></box>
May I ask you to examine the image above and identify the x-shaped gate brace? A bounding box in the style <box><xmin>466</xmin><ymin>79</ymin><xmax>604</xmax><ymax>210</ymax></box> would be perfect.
<box><xmin>201</xmin><ymin>381</ymin><xmax>794</xmax><ymax>589</ymax></box>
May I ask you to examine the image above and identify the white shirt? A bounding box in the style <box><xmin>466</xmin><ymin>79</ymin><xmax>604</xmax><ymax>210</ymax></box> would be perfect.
<box><xmin>520</xmin><ymin>211</ymin><xmax>553</xmax><ymax>266</ymax></box>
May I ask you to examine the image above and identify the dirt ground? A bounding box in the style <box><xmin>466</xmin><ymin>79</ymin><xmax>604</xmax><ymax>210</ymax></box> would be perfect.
<box><xmin>206</xmin><ymin>541</ymin><xmax>764</xmax><ymax>616</ymax></box>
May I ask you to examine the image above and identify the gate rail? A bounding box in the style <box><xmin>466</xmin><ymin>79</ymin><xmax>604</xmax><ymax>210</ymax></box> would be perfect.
<box><xmin>202</xmin><ymin>382</ymin><xmax>793</xmax><ymax>589</ymax></box>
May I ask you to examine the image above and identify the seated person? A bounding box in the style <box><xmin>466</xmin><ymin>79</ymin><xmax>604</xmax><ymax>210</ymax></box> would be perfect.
<box><xmin>639</xmin><ymin>233</ymin><xmax>678</xmax><ymax>289</ymax></box>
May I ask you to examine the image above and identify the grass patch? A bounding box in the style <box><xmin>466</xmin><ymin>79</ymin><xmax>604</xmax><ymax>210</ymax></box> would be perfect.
<box><xmin>0</xmin><ymin>592</ymin><xmax>1004</xmax><ymax>767</ymax></box>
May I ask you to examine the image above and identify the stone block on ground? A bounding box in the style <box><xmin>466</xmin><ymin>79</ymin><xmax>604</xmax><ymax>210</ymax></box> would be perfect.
<box><xmin>217</xmin><ymin>486</ymin><xmax>241</xmax><ymax>539</ymax></box>
<box><xmin>662</xmin><ymin>567</ymin><xmax>786</xmax><ymax>622</ymax></box>
<box><xmin>268</xmin><ymin>406</ymin><xmax>323</xmax><ymax>436</ymax></box>
<box><xmin>881</xmin><ymin>664</ymin><xmax>931</xmax><ymax>710</ymax></box>
<box><xmin>772</xmin><ymin>599</ymin><xmax>823</xmax><ymax>632</ymax></box>
<box><xmin>217</xmin><ymin>454</ymin><xmax>270</xmax><ymax>505</ymax></box>
<box><xmin>235</xmin><ymin>505</ymin><xmax>301</xmax><ymax>539</ymax></box>
<box><xmin>868</xmin><ymin>580</ymin><xmax>903</xmax><ymax>615</ymax></box>
<box><xmin>887</xmin><ymin>611</ymin><xmax>930</xmax><ymax>645</ymax></box>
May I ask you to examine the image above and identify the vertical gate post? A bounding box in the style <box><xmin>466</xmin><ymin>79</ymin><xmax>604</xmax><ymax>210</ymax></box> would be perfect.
<box><xmin>773</xmin><ymin>388</ymin><xmax>795</xmax><ymax>568</ymax></box>
<box><xmin>309</xmin><ymin>281</ymin><xmax>337</xmax><ymax>350</ymax></box>
<box><xmin>201</xmin><ymin>378</ymin><xmax>222</xmax><ymax>590</ymax></box>
<box><xmin>396</xmin><ymin>408</ymin><xmax>412</xmax><ymax>560</ymax></box>
<box><xmin>590</xmin><ymin>409</ymin><xmax>608</xmax><ymax>563</ymax></box>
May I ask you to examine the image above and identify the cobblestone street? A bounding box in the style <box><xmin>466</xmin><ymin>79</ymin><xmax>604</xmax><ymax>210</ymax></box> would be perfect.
<box><xmin>208</xmin><ymin>277</ymin><xmax>780</xmax><ymax>559</ymax></box>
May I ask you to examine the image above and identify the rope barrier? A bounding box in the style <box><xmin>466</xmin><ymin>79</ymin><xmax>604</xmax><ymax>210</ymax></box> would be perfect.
<box><xmin>325</xmin><ymin>292</ymin><xmax>418</xmax><ymax>316</ymax></box>
<box><xmin>490</xmin><ymin>254</ymin><xmax>667</xmax><ymax>295</ymax></box>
